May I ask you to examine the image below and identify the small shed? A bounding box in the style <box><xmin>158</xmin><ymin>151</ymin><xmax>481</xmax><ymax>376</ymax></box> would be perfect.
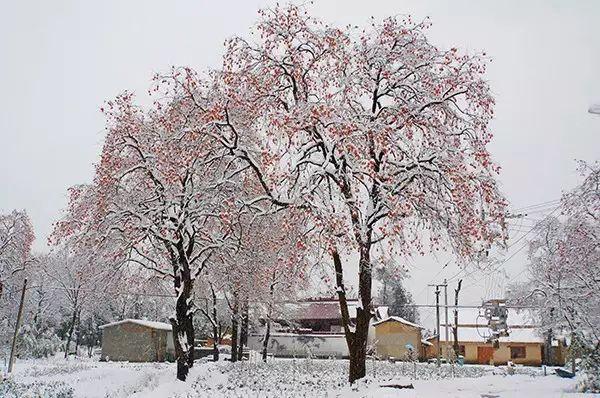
<box><xmin>99</xmin><ymin>319</ymin><xmax>175</xmax><ymax>362</ymax></box>
<box><xmin>373</xmin><ymin>316</ymin><xmax>424</xmax><ymax>360</ymax></box>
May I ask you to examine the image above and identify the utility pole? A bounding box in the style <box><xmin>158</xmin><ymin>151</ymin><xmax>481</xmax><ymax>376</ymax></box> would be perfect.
<box><xmin>434</xmin><ymin>286</ymin><xmax>441</xmax><ymax>367</ymax></box>
<box><xmin>8</xmin><ymin>278</ymin><xmax>27</xmax><ymax>373</ymax></box>
<box><xmin>453</xmin><ymin>279</ymin><xmax>462</xmax><ymax>356</ymax></box>
<box><xmin>430</xmin><ymin>281</ymin><xmax>448</xmax><ymax>366</ymax></box>
<box><xmin>545</xmin><ymin>307</ymin><xmax>554</xmax><ymax>365</ymax></box>
<box><xmin>443</xmin><ymin>279</ymin><xmax>449</xmax><ymax>360</ymax></box>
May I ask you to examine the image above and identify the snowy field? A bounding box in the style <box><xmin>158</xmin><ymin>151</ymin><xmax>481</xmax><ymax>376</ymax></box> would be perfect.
<box><xmin>1</xmin><ymin>356</ymin><xmax>595</xmax><ymax>398</ymax></box>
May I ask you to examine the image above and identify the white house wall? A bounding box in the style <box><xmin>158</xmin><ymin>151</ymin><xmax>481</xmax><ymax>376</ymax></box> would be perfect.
<box><xmin>249</xmin><ymin>321</ymin><xmax>376</xmax><ymax>358</ymax></box>
<box><xmin>248</xmin><ymin>333</ymin><xmax>350</xmax><ymax>358</ymax></box>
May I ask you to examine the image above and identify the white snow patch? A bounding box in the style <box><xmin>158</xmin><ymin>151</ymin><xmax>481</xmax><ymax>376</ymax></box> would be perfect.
<box><xmin>4</xmin><ymin>355</ymin><xmax>587</xmax><ymax>398</ymax></box>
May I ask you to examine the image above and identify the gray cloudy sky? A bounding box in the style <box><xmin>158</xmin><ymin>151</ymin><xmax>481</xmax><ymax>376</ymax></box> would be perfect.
<box><xmin>1</xmin><ymin>0</ymin><xmax>599</xmax><ymax>325</ymax></box>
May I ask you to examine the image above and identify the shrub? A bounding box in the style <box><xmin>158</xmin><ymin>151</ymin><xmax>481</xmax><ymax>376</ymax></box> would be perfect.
<box><xmin>18</xmin><ymin>325</ymin><xmax>62</xmax><ymax>359</ymax></box>
<box><xmin>0</xmin><ymin>378</ymin><xmax>74</xmax><ymax>398</ymax></box>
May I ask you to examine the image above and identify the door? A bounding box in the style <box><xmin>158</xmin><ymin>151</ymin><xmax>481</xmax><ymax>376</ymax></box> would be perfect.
<box><xmin>477</xmin><ymin>346</ymin><xmax>494</xmax><ymax>364</ymax></box>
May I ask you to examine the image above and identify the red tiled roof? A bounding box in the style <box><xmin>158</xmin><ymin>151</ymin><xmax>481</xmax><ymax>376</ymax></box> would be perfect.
<box><xmin>289</xmin><ymin>300</ymin><xmax>358</xmax><ymax>320</ymax></box>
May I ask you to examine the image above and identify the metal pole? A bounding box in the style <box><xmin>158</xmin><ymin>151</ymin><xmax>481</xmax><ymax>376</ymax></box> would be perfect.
<box><xmin>435</xmin><ymin>286</ymin><xmax>441</xmax><ymax>367</ymax></box>
<box><xmin>8</xmin><ymin>278</ymin><xmax>27</xmax><ymax>373</ymax></box>
<box><xmin>444</xmin><ymin>279</ymin><xmax>449</xmax><ymax>360</ymax></box>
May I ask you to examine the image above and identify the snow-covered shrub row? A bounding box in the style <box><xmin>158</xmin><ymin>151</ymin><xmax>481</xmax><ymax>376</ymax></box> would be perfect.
<box><xmin>189</xmin><ymin>359</ymin><xmax>499</xmax><ymax>397</ymax></box>
<box><xmin>18</xmin><ymin>325</ymin><xmax>62</xmax><ymax>359</ymax></box>
<box><xmin>0</xmin><ymin>378</ymin><xmax>73</xmax><ymax>398</ymax></box>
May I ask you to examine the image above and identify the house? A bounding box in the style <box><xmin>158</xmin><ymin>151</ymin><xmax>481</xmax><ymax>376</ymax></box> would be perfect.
<box><xmin>247</xmin><ymin>298</ymin><xmax>381</xmax><ymax>358</ymax></box>
<box><xmin>278</xmin><ymin>298</ymin><xmax>361</xmax><ymax>332</ymax></box>
<box><xmin>248</xmin><ymin>331</ymin><xmax>350</xmax><ymax>358</ymax></box>
<box><xmin>423</xmin><ymin>308</ymin><xmax>562</xmax><ymax>366</ymax></box>
<box><xmin>372</xmin><ymin>316</ymin><xmax>425</xmax><ymax>360</ymax></box>
<box><xmin>99</xmin><ymin>319</ymin><xmax>175</xmax><ymax>362</ymax></box>
<box><xmin>426</xmin><ymin>327</ymin><xmax>546</xmax><ymax>366</ymax></box>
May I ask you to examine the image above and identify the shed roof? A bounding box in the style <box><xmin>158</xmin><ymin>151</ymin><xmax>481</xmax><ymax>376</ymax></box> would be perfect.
<box><xmin>372</xmin><ymin>316</ymin><xmax>423</xmax><ymax>329</ymax></box>
<box><xmin>99</xmin><ymin>319</ymin><xmax>172</xmax><ymax>331</ymax></box>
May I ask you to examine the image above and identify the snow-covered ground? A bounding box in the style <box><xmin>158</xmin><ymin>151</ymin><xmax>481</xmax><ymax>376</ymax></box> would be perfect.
<box><xmin>1</xmin><ymin>356</ymin><xmax>594</xmax><ymax>397</ymax></box>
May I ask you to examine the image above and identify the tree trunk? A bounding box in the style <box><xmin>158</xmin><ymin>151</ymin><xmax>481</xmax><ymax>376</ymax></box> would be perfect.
<box><xmin>262</xmin><ymin>304</ymin><xmax>272</xmax><ymax>362</ymax></box>
<box><xmin>64</xmin><ymin>304</ymin><xmax>78</xmax><ymax>359</ymax></box>
<box><xmin>350</xmin><ymin>253</ymin><xmax>372</xmax><ymax>383</ymax></box>
<box><xmin>263</xmin><ymin>280</ymin><xmax>276</xmax><ymax>363</ymax></box>
<box><xmin>170</xmin><ymin>254</ymin><xmax>195</xmax><ymax>381</ymax></box>
<box><xmin>230</xmin><ymin>294</ymin><xmax>239</xmax><ymax>362</ymax></box>
<box><xmin>453</xmin><ymin>280</ymin><xmax>462</xmax><ymax>357</ymax></box>
<box><xmin>74</xmin><ymin>310</ymin><xmax>81</xmax><ymax>357</ymax></box>
<box><xmin>332</xmin><ymin>247</ymin><xmax>372</xmax><ymax>384</ymax></box>
<box><xmin>453</xmin><ymin>321</ymin><xmax>459</xmax><ymax>357</ymax></box>
<box><xmin>211</xmin><ymin>285</ymin><xmax>219</xmax><ymax>362</ymax></box>
<box><xmin>238</xmin><ymin>300</ymin><xmax>248</xmax><ymax>360</ymax></box>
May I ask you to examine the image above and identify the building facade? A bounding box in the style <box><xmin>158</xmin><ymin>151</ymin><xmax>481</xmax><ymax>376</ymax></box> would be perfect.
<box><xmin>424</xmin><ymin>308</ymin><xmax>556</xmax><ymax>366</ymax></box>
<box><xmin>248</xmin><ymin>298</ymin><xmax>381</xmax><ymax>358</ymax></box>
<box><xmin>99</xmin><ymin>319</ymin><xmax>175</xmax><ymax>362</ymax></box>
<box><xmin>373</xmin><ymin>316</ymin><xmax>425</xmax><ymax>360</ymax></box>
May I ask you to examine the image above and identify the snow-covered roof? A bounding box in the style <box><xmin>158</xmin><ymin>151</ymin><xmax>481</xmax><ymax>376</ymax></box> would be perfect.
<box><xmin>284</xmin><ymin>300</ymin><xmax>358</xmax><ymax>320</ymax></box>
<box><xmin>372</xmin><ymin>316</ymin><xmax>423</xmax><ymax>329</ymax></box>
<box><xmin>99</xmin><ymin>319</ymin><xmax>172</xmax><ymax>331</ymax></box>
<box><xmin>442</xmin><ymin>308</ymin><xmax>537</xmax><ymax>328</ymax></box>
<box><xmin>427</xmin><ymin>306</ymin><xmax>543</xmax><ymax>344</ymax></box>
<box><xmin>431</xmin><ymin>327</ymin><xmax>544</xmax><ymax>344</ymax></box>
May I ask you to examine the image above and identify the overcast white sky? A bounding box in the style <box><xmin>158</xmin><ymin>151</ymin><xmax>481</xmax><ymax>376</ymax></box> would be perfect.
<box><xmin>1</xmin><ymin>0</ymin><xmax>599</xmax><ymax>326</ymax></box>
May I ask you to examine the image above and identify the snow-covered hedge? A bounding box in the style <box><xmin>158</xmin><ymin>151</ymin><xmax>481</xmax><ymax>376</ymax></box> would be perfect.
<box><xmin>189</xmin><ymin>359</ymin><xmax>504</xmax><ymax>396</ymax></box>
<box><xmin>0</xmin><ymin>378</ymin><xmax>73</xmax><ymax>398</ymax></box>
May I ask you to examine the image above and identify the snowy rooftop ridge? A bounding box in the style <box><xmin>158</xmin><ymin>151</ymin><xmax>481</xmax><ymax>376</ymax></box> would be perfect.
<box><xmin>372</xmin><ymin>316</ymin><xmax>424</xmax><ymax>329</ymax></box>
<box><xmin>99</xmin><ymin>318</ymin><xmax>173</xmax><ymax>331</ymax></box>
<box><xmin>428</xmin><ymin>327</ymin><xmax>544</xmax><ymax>343</ymax></box>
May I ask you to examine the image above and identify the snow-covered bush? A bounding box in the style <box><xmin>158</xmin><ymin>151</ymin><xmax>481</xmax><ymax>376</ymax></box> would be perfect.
<box><xmin>18</xmin><ymin>324</ymin><xmax>62</xmax><ymax>359</ymax></box>
<box><xmin>579</xmin><ymin>347</ymin><xmax>600</xmax><ymax>393</ymax></box>
<box><xmin>189</xmin><ymin>359</ymin><xmax>490</xmax><ymax>397</ymax></box>
<box><xmin>0</xmin><ymin>378</ymin><xmax>73</xmax><ymax>398</ymax></box>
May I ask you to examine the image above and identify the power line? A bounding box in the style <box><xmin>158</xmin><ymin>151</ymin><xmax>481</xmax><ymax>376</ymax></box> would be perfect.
<box><xmin>460</xmin><ymin>205</ymin><xmax>561</xmax><ymax>291</ymax></box>
<box><xmin>510</xmin><ymin>199</ymin><xmax>560</xmax><ymax>212</ymax></box>
<box><xmin>3</xmin><ymin>281</ymin><xmax>550</xmax><ymax>309</ymax></box>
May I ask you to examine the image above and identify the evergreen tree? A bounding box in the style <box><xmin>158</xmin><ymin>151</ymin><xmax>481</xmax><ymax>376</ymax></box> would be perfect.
<box><xmin>376</xmin><ymin>266</ymin><xmax>419</xmax><ymax>324</ymax></box>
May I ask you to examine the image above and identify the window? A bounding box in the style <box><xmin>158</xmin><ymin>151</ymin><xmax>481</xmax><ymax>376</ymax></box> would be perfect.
<box><xmin>510</xmin><ymin>346</ymin><xmax>526</xmax><ymax>359</ymax></box>
<box><xmin>458</xmin><ymin>345</ymin><xmax>466</xmax><ymax>357</ymax></box>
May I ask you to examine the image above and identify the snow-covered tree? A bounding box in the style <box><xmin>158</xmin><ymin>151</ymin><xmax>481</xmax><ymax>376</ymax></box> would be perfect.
<box><xmin>194</xmin><ymin>275</ymin><xmax>230</xmax><ymax>361</ymax></box>
<box><xmin>237</xmin><ymin>210</ymin><xmax>310</xmax><ymax>362</ymax></box>
<box><xmin>0</xmin><ymin>210</ymin><xmax>34</xmax><ymax>359</ymax></box>
<box><xmin>216</xmin><ymin>5</ymin><xmax>507</xmax><ymax>382</ymax></box>
<box><xmin>0</xmin><ymin>210</ymin><xmax>34</xmax><ymax>301</ymax></box>
<box><xmin>512</xmin><ymin>162</ymin><xmax>600</xmax><ymax>343</ymax></box>
<box><xmin>52</xmin><ymin>82</ymin><xmax>249</xmax><ymax>380</ymax></box>
<box><xmin>39</xmin><ymin>244</ymin><xmax>118</xmax><ymax>358</ymax></box>
<box><xmin>376</xmin><ymin>266</ymin><xmax>419</xmax><ymax>324</ymax></box>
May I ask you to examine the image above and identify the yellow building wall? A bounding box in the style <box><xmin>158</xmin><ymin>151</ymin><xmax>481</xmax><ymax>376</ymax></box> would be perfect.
<box><xmin>425</xmin><ymin>340</ymin><xmax>542</xmax><ymax>366</ymax></box>
<box><xmin>374</xmin><ymin>321</ymin><xmax>422</xmax><ymax>360</ymax></box>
